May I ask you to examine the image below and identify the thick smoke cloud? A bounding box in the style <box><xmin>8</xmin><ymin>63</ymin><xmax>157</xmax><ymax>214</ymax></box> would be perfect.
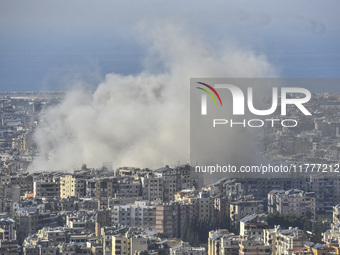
<box><xmin>29</xmin><ymin>24</ymin><xmax>277</xmax><ymax>172</ymax></box>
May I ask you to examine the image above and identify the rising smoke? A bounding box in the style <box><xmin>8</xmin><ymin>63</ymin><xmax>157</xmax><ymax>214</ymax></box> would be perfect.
<box><xmin>28</xmin><ymin>24</ymin><xmax>277</xmax><ymax>172</ymax></box>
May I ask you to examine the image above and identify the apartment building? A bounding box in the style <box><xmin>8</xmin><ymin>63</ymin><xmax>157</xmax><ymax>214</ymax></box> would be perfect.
<box><xmin>60</xmin><ymin>174</ymin><xmax>85</xmax><ymax>199</ymax></box>
<box><xmin>263</xmin><ymin>226</ymin><xmax>308</xmax><ymax>255</ymax></box>
<box><xmin>112</xmin><ymin>232</ymin><xmax>148</xmax><ymax>255</ymax></box>
<box><xmin>230</xmin><ymin>200</ymin><xmax>264</xmax><ymax>225</ymax></box>
<box><xmin>33</xmin><ymin>176</ymin><xmax>60</xmax><ymax>199</ymax></box>
<box><xmin>240</xmin><ymin>214</ymin><xmax>268</xmax><ymax>239</ymax></box>
<box><xmin>112</xmin><ymin>201</ymin><xmax>156</xmax><ymax>229</ymax></box>
<box><xmin>95</xmin><ymin>178</ymin><xmax>115</xmax><ymax>210</ymax></box>
<box><xmin>0</xmin><ymin>215</ymin><xmax>16</xmax><ymax>240</ymax></box>
<box><xmin>268</xmin><ymin>189</ymin><xmax>315</xmax><ymax>219</ymax></box>
<box><xmin>239</xmin><ymin>238</ymin><xmax>271</xmax><ymax>255</ymax></box>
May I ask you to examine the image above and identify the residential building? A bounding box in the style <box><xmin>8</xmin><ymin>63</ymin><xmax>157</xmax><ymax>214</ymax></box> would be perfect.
<box><xmin>208</xmin><ymin>229</ymin><xmax>237</xmax><ymax>255</ymax></box>
<box><xmin>0</xmin><ymin>215</ymin><xmax>16</xmax><ymax>240</ymax></box>
<box><xmin>33</xmin><ymin>175</ymin><xmax>60</xmax><ymax>199</ymax></box>
<box><xmin>156</xmin><ymin>203</ymin><xmax>180</xmax><ymax>238</ymax></box>
<box><xmin>268</xmin><ymin>189</ymin><xmax>316</xmax><ymax>219</ymax></box>
<box><xmin>240</xmin><ymin>214</ymin><xmax>268</xmax><ymax>239</ymax></box>
<box><xmin>112</xmin><ymin>201</ymin><xmax>156</xmax><ymax>229</ymax></box>
<box><xmin>96</xmin><ymin>178</ymin><xmax>115</xmax><ymax>210</ymax></box>
<box><xmin>230</xmin><ymin>200</ymin><xmax>264</xmax><ymax>225</ymax></box>
<box><xmin>239</xmin><ymin>238</ymin><xmax>271</xmax><ymax>255</ymax></box>
<box><xmin>112</xmin><ymin>232</ymin><xmax>148</xmax><ymax>255</ymax></box>
<box><xmin>263</xmin><ymin>226</ymin><xmax>308</xmax><ymax>255</ymax></box>
<box><xmin>60</xmin><ymin>174</ymin><xmax>85</xmax><ymax>198</ymax></box>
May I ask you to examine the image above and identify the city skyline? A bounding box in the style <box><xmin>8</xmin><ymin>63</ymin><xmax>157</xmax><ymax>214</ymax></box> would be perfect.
<box><xmin>1</xmin><ymin>1</ymin><xmax>340</xmax><ymax>254</ymax></box>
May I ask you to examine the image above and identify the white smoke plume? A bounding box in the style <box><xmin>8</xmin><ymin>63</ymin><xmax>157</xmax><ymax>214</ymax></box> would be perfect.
<box><xmin>29</xmin><ymin>24</ymin><xmax>277</xmax><ymax>172</ymax></box>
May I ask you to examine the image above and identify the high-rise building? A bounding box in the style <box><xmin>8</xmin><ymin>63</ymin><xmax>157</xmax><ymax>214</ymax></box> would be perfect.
<box><xmin>95</xmin><ymin>178</ymin><xmax>115</xmax><ymax>210</ymax></box>
<box><xmin>156</xmin><ymin>203</ymin><xmax>180</xmax><ymax>238</ymax></box>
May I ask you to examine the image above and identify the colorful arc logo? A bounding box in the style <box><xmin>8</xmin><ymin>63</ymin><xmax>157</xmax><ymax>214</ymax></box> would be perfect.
<box><xmin>196</xmin><ymin>82</ymin><xmax>223</xmax><ymax>106</ymax></box>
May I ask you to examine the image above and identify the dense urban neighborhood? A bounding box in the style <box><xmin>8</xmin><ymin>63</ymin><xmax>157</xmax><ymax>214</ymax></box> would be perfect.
<box><xmin>1</xmin><ymin>92</ymin><xmax>340</xmax><ymax>254</ymax></box>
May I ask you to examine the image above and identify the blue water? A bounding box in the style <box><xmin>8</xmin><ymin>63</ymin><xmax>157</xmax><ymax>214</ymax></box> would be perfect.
<box><xmin>0</xmin><ymin>52</ymin><xmax>145</xmax><ymax>91</ymax></box>
<box><xmin>0</xmin><ymin>43</ymin><xmax>339</xmax><ymax>92</ymax></box>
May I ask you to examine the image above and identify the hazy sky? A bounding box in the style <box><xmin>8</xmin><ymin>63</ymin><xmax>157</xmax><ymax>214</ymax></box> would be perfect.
<box><xmin>1</xmin><ymin>0</ymin><xmax>339</xmax><ymax>91</ymax></box>
<box><xmin>2</xmin><ymin>0</ymin><xmax>339</xmax><ymax>171</ymax></box>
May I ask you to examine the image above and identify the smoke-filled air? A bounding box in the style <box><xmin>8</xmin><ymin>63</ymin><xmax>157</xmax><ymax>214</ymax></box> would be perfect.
<box><xmin>28</xmin><ymin>24</ymin><xmax>277</xmax><ymax>172</ymax></box>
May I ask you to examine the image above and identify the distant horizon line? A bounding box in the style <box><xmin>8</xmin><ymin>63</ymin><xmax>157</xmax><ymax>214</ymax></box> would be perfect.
<box><xmin>0</xmin><ymin>91</ymin><xmax>65</xmax><ymax>94</ymax></box>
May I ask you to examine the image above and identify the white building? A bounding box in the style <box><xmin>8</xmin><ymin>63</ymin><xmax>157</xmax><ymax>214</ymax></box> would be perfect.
<box><xmin>112</xmin><ymin>201</ymin><xmax>156</xmax><ymax>229</ymax></box>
